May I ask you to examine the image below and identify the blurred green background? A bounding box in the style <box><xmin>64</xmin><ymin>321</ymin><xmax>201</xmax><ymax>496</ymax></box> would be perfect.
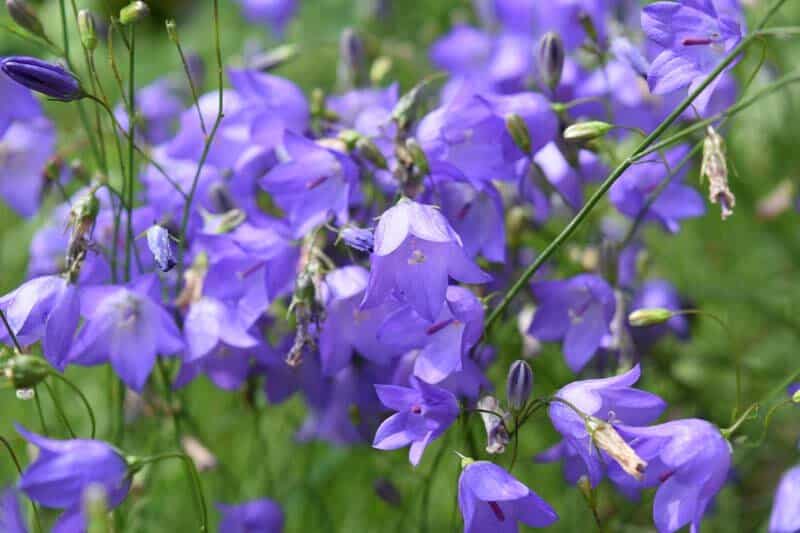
<box><xmin>2</xmin><ymin>0</ymin><xmax>800</xmax><ymax>531</ymax></box>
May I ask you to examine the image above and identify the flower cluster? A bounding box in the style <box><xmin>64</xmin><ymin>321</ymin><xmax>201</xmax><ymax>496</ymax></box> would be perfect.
<box><xmin>0</xmin><ymin>0</ymin><xmax>797</xmax><ymax>531</ymax></box>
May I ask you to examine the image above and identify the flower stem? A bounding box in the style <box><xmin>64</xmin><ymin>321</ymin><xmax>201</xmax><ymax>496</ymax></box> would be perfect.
<box><xmin>32</xmin><ymin>388</ymin><xmax>49</xmax><ymax>436</ymax></box>
<box><xmin>124</xmin><ymin>26</ymin><xmax>136</xmax><ymax>282</ymax></box>
<box><xmin>48</xmin><ymin>371</ymin><xmax>97</xmax><ymax>439</ymax></box>
<box><xmin>0</xmin><ymin>309</ymin><xmax>23</xmax><ymax>352</ymax></box>
<box><xmin>42</xmin><ymin>380</ymin><xmax>76</xmax><ymax>439</ymax></box>
<box><xmin>1</xmin><ymin>435</ymin><xmax>43</xmax><ymax>533</ymax></box>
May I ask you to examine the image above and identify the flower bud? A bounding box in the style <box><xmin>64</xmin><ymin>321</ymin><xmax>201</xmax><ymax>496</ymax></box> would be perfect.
<box><xmin>404</xmin><ymin>138</ymin><xmax>429</xmax><ymax>176</ymax></box>
<box><xmin>586</xmin><ymin>417</ymin><xmax>647</xmax><ymax>481</ymax></box>
<box><xmin>146</xmin><ymin>225</ymin><xmax>177</xmax><ymax>272</ymax></box>
<box><xmin>392</xmin><ymin>78</ymin><xmax>434</xmax><ymax>131</ymax></box>
<box><xmin>339</xmin><ymin>225</ymin><xmax>374</xmax><ymax>253</ymax></box>
<box><xmin>370</xmin><ymin>56</ymin><xmax>393</xmax><ymax>86</ymax></box>
<box><xmin>337</xmin><ymin>27</ymin><xmax>365</xmax><ymax>89</ymax></box>
<box><xmin>0</xmin><ymin>56</ymin><xmax>84</xmax><ymax>101</ymax></box>
<box><xmin>506</xmin><ymin>360</ymin><xmax>533</xmax><ymax>411</ymax></box>
<box><xmin>793</xmin><ymin>389</ymin><xmax>800</xmax><ymax>404</ymax></box>
<box><xmin>505</xmin><ymin>113</ymin><xmax>532</xmax><ymax>154</ymax></box>
<box><xmin>248</xmin><ymin>43</ymin><xmax>299</xmax><ymax>72</ymax></box>
<box><xmin>356</xmin><ymin>137</ymin><xmax>388</xmax><ymax>169</ymax></box>
<box><xmin>6</xmin><ymin>0</ymin><xmax>45</xmax><ymax>39</ymax></box>
<box><xmin>537</xmin><ymin>32</ymin><xmax>565</xmax><ymax>90</ymax></box>
<box><xmin>628</xmin><ymin>308</ymin><xmax>673</xmax><ymax>327</ymax></box>
<box><xmin>1</xmin><ymin>353</ymin><xmax>50</xmax><ymax>390</ymax></box>
<box><xmin>78</xmin><ymin>10</ymin><xmax>98</xmax><ymax>51</ymax></box>
<box><xmin>373</xmin><ymin>478</ymin><xmax>402</xmax><ymax>507</ymax></box>
<box><xmin>563</xmin><ymin>120</ymin><xmax>614</xmax><ymax>142</ymax></box>
<box><xmin>119</xmin><ymin>1</ymin><xmax>149</xmax><ymax>25</ymax></box>
<box><xmin>477</xmin><ymin>396</ymin><xmax>510</xmax><ymax>454</ymax></box>
<box><xmin>165</xmin><ymin>19</ymin><xmax>178</xmax><ymax>43</ymax></box>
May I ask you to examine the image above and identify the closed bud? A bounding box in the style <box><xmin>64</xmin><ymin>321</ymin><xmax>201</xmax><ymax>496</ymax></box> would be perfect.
<box><xmin>586</xmin><ymin>417</ymin><xmax>647</xmax><ymax>481</ymax></box>
<box><xmin>337</xmin><ymin>27</ymin><xmax>366</xmax><ymax>90</ymax></box>
<box><xmin>339</xmin><ymin>225</ymin><xmax>374</xmax><ymax>253</ymax></box>
<box><xmin>506</xmin><ymin>360</ymin><xmax>533</xmax><ymax>411</ymax></box>
<box><xmin>337</xmin><ymin>129</ymin><xmax>361</xmax><ymax>150</ymax></box>
<box><xmin>356</xmin><ymin>137</ymin><xmax>388</xmax><ymax>169</ymax></box>
<box><xmin>793</xmin><ymin>389</ymin><xmax>800</xmax><ymax>404</ymax></box>
<box><xmin>628</xmin><ymin>308</ymin><xmax>673</xmax><ymax>327</ymax></box>
<box><xmin>404</xmin><ymin>138</ymin><xmax>429</xmax><ymax>176</ymax></box>
<box><xmin>456</xmin><ymin>452</ymin><xmax>475</xmax><ymax>470</ymax></box>
<box><xmin>248</xmin><ymin>43</ymin><xmax>299</xmax><ymax>72</ymax></box>
<box><xmin>370</xmin><ymin>56</ymin><xmax>393</xmax><ymax>86</ymax></box>
<box><xmin>78</xmin><ymin>10</ymin><xmax>98</xmax><ymax>51</ymax></box>
<box><xmin>537</xmin><ymin>32</ymin><xmax>565</xmax><ymax>90</ymax></box>
<box><xmin>563</xmin><ymin>120</ymin><xmax>614</xmax><ymax>142</ymax></box>
<box><xmin>392</xmin><ymin>78</ymin><xmax>434</xmax><ymax>131</ymax></box>
<box><xmin>165</xmin><ymin>19</ymin><xmax>178</xmax><ymax>43</ymax></box>
<box><xmin>505</xmin><ymin>113</ymin><xmax>532</xmax><ymax>155</ymax></box>
<box><xmin>0</xmin><ymin>56</ymin><xmax>84</xmax><ymax>101</ymax></box>
<box><xmin>578</xmin><ymin>11</ymin><xmax>599</xmax><ymax>44</ymax></box>
<box><xmin>119</xmin><ymin>1</ymin><xmax>149</xmax><ymax>25</ymax></box>
<box><xmin>6</xmin><ymin>0</ymin><xmax>45</xmax><ymax>39</ymax></box>
<box><xmin>1</xmin><ymin>353</ymin><xmax>50</xmax><ymax>390</ymax></box>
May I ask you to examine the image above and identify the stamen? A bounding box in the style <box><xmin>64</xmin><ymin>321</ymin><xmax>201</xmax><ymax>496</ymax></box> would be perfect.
<box><xmin>682</xmin><ymin>37</ymin><xmax>713</xmax><ymax>46</ymax></box>
<box><xmin>457</xmin><ymin>201</ymin><xmax>473</xmax><ymax>220</ymax></box>
<box><xmin>426</xmin><ymin>319</ymin><xmax>454</xmax><ymax>335</ymax></box>
<box><xmin>488</xmin><ymin>501</ymin><xmax>505</xmax><ymax>522</ymax></box>
<box><xmin>306</xmin><ymin>175</ymin><xmax>329</xmax><ymax>190</ymax></box>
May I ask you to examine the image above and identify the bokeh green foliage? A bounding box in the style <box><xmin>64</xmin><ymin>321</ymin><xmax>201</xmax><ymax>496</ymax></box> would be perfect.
<box><xmin>1</xmin><ymin>0</ymin><xmax>800</xmax><ymax>531</ymax></box>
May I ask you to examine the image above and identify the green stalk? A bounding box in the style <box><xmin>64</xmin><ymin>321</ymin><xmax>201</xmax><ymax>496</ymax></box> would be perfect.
<box><xmin>49</xmin><ymin>371</ymin><xmax>97</xmax><ymax>439</ymax></box>
<box><xmin>124</xmin><ymin>26</ymin><xmax>136</xmax><ymax>282</ymax></box>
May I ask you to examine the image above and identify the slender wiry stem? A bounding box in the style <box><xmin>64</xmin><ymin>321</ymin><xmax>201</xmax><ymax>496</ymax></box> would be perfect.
<box><xmin>0</xmin><ymin>436</ymin><xmax>43</xmax><ymax>533</ymax></box>
<box><xmin>0</xmin><ymin>309</ymin><xmax>23</xmax><ymax>352</ymax></box>
<box><xmin>49</xmin><ymin>371</ymin><xmax>97</xmax><ymax>439</ymax></box>
<box><xmin>32</xmin><ymin>388</ymin><xmax>49</xmax><ymax>436</ymax></box>
<box><xmin>42</xmin><ymin>380</ymin><xmax>76</xmax><ymax>438</ymax></box>
<box><xmin>124</xmin><ymin>26</ymin><xmax>136</xmax><ymax>282</ymax></box>
<box><xmin>484</xmin><ymin>2</ymin><xmax>788</xmax><ymax>333</ymax></box>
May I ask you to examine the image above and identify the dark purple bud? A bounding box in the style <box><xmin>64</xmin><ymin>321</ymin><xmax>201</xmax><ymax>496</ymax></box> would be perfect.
<box><xmin>373</xmin><ymin>478</ymin><xmax>402</xmax><ymax>507</ymax></box>
<box><xmin>337</xmin><ymin>27</ymin><xmax>366</xmax><ymax>89</ymax></box>
<box><xmin>340</xmin><ymin>226</ymin><xmax>374</xmax><ymax>253</ymax></box>
<box><xmin>0</xmin><ymin>56</ymin><xmax>84</xmax><ymax>101</ymax></box>
<box><xmin>6</xmin><ymin>0</ymin><xmax>45</xmax><ymax>39</ymax></box>
<box><xmin>537</xmin><ymin>32</ymin><xmax>565</xmax><ymax>90</ymax></box>
<box><xmin>146</xmin><ymin>225</ymin><xmax>177</xmax><ymax>272</ymax></box>
<box><xmin>506</xmin><ymin>360</ymin><xmax>533</xmax><ymax>410</ymax></box>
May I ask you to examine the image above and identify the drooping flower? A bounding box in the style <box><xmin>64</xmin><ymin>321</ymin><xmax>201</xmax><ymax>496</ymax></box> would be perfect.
<box><xmin>769</xmin><ymin>465</ymin><xmax>800</xmax><ymax>533</ymax></box>
<box><xmin>373</xmin><ymin>377</ymin><xmax>459</xmax><ymax>466</ymax></box>
<box><xmin>458</xmin><ymin>460</ymin><xmax>558</xmax><ymax>532</ymax></box>
<box><xmin>217</xmin><ymin>498</ymin><xmax>285</xmax><ymax>533</ymax></box>
<box><xmin>528</xmin><ymin>273</ymin><xmax>616</xmax><ymax>372</ymax></box>
<box><xmin>0</xmin><ymin>56</ymin><xmax>84</xmax><ymax>101</ymax></box>
<box><xmin>545</xmin><ymin>365</ymin><xmax>666</xmax><ymax>486</ymax></box>
<box><xmin>361</xmin><ymin>199</ymin><xmax>491</xmax><ymax>322</ymax></box>
<box><xmin>642</xmin><ymin>0</ymin><xmax>744</xmax><ymax>111</ymax></box>
<box><xmin>0</xmin><ymin>488</ymin><xmax>27</xmax><ymax>533</ymax></box>
<box><xmin>612</xmin><ymin>418</ymin><xmax>732</xmax><ymax>533</ymax></box>
<box><xmin>67</xmin><ymin>275</ymin><xmax>184</xmax><ymax>391</ymax></box>
<box><xmin>16</xmin><ymin>424</ymin><xmax>130</xmax><ymax>531</ymax></box>
<box><xmin>0</xmin><ymin>275</ymin><xmax>79</xmax><ymax>370</ymax></box>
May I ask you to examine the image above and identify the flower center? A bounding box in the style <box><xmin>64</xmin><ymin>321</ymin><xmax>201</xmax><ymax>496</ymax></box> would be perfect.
<box><xmin>410</xmin><ymin>404</ymin><xmax>422</xmax><ymax>414</ymax></box>
<box><xmin>408</xmin><ymin>249</ymin><xmax>426</xmax><ymax>265</ymax></box>
<box><xmin>488</xmin><ymin>501</ymin><xmax>505</xmax><ymax>522</ymax></box>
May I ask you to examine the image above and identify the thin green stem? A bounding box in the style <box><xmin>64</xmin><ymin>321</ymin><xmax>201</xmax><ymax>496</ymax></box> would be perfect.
<box><xmin>485</xmin><ymin>25</ymin><xmax>768</xmax><ymax>334</ymax></box>
<box><xmin>420</xmin><ymin>433</ymin><xmax>449</xmax><ymax>533</ymax></box>
<box><xmin>33</xmin><ymin>388</ymin><xmax>50</xmax><ymax>436</ymax></box>
<box><xmin>721</xmin><ymin>402</ymin><xmax>759</xmax><ymax>439</ymax></box>
<box><xmin>124</xmin><ymin>26</ymin><xmax>136</xmax><ymax>282</ymax></box>
<box><xmin>0</xmin><ymin>309</ymin><xmax>23</xmax><ymax>352</ymax></box>
<box><xmin>133</xmin><ymin>453</ymin><xmax>208</xmax><ymax>532</ymax></box>
<box><xmin>743</xmin><ymin>399</ymin><xmax>793</xmax><ymax>448</ymax></box>
<box><xmin>42</xmin><ymin>380</ymin><xmax>76</xmax><ymax>439</ymax></box>
<box><xmin>48</xmin><ymin>371</ymin><xmax>97</xmax><ymax>439</ymax></box>
<box><xmin>1</xmin><ymin>436</ymin><xmax>43</xmax><ymax>533</ymax></box>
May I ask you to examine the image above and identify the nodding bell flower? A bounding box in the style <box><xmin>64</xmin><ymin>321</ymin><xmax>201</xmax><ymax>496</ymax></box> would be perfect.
<box><xmin>537</xmin><ymin>32</ymin><xmax>565</xmax><ymax>90</ymax></box>
<box><xmin>506</xmin><ymin>360</ymin><xmax>533</xmax><ymax>411</ymax></box>
<box><xmin>458</xmin><ymin>460</ymin><xmax>558</xmax><ymax>533</ymax></box>
<box><xmin>701</xmin><ymin>125</ymin><xmax>735</xmax><ymax>220</ymax></box>
<box><xmin>477</xmin><ymin>395</ymin><xmax>511</xmax><ymax>455</ymax></box>
<box><xmin>0</xmin><ymin>487</ymin><xmax>27</xmax><ymax>533</ymax></box>
<box><xmin>0</xmin><ymin>56</ymin><xmax>84</xmax><ymax>101</ymax></box>
<box><xmin>769</xmin><ymin>465</ymin><xmax>800</xmax><ymax>533</ymax></box>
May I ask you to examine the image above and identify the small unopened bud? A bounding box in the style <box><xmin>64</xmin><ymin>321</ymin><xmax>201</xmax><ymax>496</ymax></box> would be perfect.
<box><xmin>165</xmin><ymin>19</ymin><xmax>178</xmax><ymax>43</ymax></box>
<box><xmin>578</xmin><ymin>11</ymin><xmax>599</xmax><ymax>44</ymax></box>
<box><xmin>373</xmin><ymin>478</ymin><xmax>402</xmax><ymax>507</ymax></box>
<box><xmin>339</xmin><ymin>225</ymin><xmax>374</xmax><ymax>253</ymax></box>
<box><xmin>248</xmin><ymin>43</ymin><xmax>299</xmax><ymax>72</ymax></box>
<box><xmin>337</xmin><ymin>129</ymin><xmax>361</xmax><ymax>150</ymax></box>
<box><xmin>392</xmin><ymin>78</ymin><xmax>434</xmax><ymax>131</ymax></box>
<box><xmin>537</xmin><ymin>32</ymin><xmax>565</xmax><ymax>90</ymax></box>
<box><xmin>356</xmin><ymin>137</ymin><xmax>388</xmax><ymax>169</ymax></box>
<box><xmin>792</xmin><ymin>389</ymin><xmax>800</xmax><ymax>404</ymax></box>
<box><xmin>506</xmin><ymin>360</ymin><xmax>533</xmax><ymax>411</ymax></box>
<box><xmin>404</xmin><ymin>138</ymin><xmax>429</xmax><ymax>176</ymax></box>
<box><xmin>337</xmin><ymin>27</ymin><xmax>365</xmax><ymax>90</ymax></box>
<box><xmin>563</xmin><ymin>121</ymin><xmax>614</xmax><ymax>142</ymax></box>
<box><xmin>477</xmin><ymin>396</ymin><xmax>510</xmax><ymax>455</ymax></box>
<box><xmin>586</xmin><ymin>417</ymin><xmax>646</xmax><ymax>481</ymax></box>
<box><xmin>146</xmin><ymin>225</ymin><xmax>177</xmax><ymax>273</ymax></box>
<box><xmin>0</xmin><ymin>56</ymin><xmax>85</xmax><ymax>101</ymax></box>
<box><xmin>702</xmin><ymin>125</ymin><xmax>735</xmax><ymax>220</ymax></box>
<box><xmin>456</xmin><ymin>452</ymin><xmax>475</xmax><ymax>469</ymax></box>
<box><xmin>628</xmin><ymin>308</ymin><xmax>673</xmax><ymax>327</ymax></box>
<box><xmin>119</xmin><ymin>1</ymin><xmax>149</xmax><ymax>25</ymax></box>
<box><xmin>78</xmin><ymin>10</ymin><xmax>98</xmax><ymax>51</ymax></box>
<box><xmin>370</xmin><ymin>56</ymin><xmax>393</xmax><ymax>86</ymax></box>
<box><xmin>2</xmin><ymin>353</ymin><xmax>50</xmax><ymax>389</ymax></box>
<box><xmin>505</xmin><ymin>113</ymin><xmax>532</xmax><ymax>155</ymax></box>
<box><xmin>6</xmin><ymin>0</ymin><xmax>45</xmax><ymax>39</ymax></box>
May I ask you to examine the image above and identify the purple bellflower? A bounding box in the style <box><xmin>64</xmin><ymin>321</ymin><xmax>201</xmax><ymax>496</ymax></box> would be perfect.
<box><xmin>373</xmin><ymin>376</ymin><xmax>459</xmax><ymax>466</ymax></box>
<box><xmin>67</xmin><ymin>275</ymin><xmax>184</xmax><ymax>391</ymax></box>
<box><xmin>114</xmin><ymin>78</ymin><xmax>184</xmax><ymax>146</ymax></box>
<box><xmin>0</xmin><ymin>57</ymin><xmax>83</xmax><ymax>101</ymax></box>
<box><xmin>361</xmin><ymin>199</ymin><xmax>491</xmax><ymax>322</ymax></box>
<box><xmin>528</xmin><ymin>273</ymin><xmax>616</xmax><ymax>372</ymax></box>
<box><xmin>0</xmin><ymin>488</ymin><xmax>27</xmax><ymax>533</ymax></box>
<box><xmin>458</xmin><ymin>460</ymin><xmax>558</xmax><ymax>532</ymax></box>
<box><xmin>438</xmin><ymin>179</ymin><xmax>506</xmax><ymax>263</ymax></box>
<box><xmin>16</xmin><ymin>424</ymin><xmax>130</xmax><ymax>531</ymax></box>
<box><xmin>217</xmin><ymin>498</ymin><xmax>285</xmax><ymax>532</ymax></box>
<box><xmin>545</xmin><ymin>365</ymin><xmax>666</xmax><ymax>486</ymax></box>
<box><xmin>642</xmin><ymin>0</ymin><xmax>743</xmax><ymax>111</ymax></box>
<box><xmin>233</xmin><ymin>0</ymin><xmax>297</xmax><ymax>36</ymax></box>
<box><xmin>769</xmin><ymin>465</ymin><xmax>800</xmax><ymax>533</ymax></box>
<box><xmin>0</xmin><ymin>275</ymin><xmax>79</xmax><ymax>370</ymax></box>
<box><xmin>613</xmin><ymin>418</ymin><xmax>732</xmax><ymax>533</ymax></box>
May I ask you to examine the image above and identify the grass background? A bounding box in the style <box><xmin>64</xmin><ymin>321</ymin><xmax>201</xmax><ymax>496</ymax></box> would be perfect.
<box><xmin>2</xmin><ymin>0</ymin><xmax>800</xmax><ymax>531</ymax></box>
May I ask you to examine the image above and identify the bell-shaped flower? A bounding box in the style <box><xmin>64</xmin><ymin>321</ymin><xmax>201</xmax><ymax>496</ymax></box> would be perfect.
<box><xmin>361</xmin><ymin>199</ymin><xmax>490</xmax><ymax>322</ymax></box>
<box><xmin>545</xmin><ymin>365</ymin><xmax>666</xmax><ymax>486</ymax></box>
<box><xmin>458</xmin><ymin>460</ymin><xmax>558</xmax><ymax>532</ymax></box>
<box><xmin>0</xmin><ymin>488</ymin><xmax>27</xmax><ymax>533</ymax></box>
<box><xmin>528</xmin><ymin>273</ymin><xmax>616</xmax><ymax>372</ymax></box>
<box><xmin>612</xmin><ymin>418</ymin><xmax>732</xmax><ymax>533</ymax></box>
<box><xmin>67</xmin><ymin>275</ymin><xmax>184</xmax><ymax>391</ymax></box>
<box><xmin>217</xmin><ymin>498</ymin><xmax>285</xmax><ymax>532</ymax></box>
<box><xmin>438</xmin><ymin>179</ymin><xmax>505</xmax><ymax>263</ymax></box>
<box><xmin>0</xmin><ymin>275</ymin><xmax>79</xmax><ymax>370</ymax></box>
<box><xmin>769</xmin><ymin>465</ymin><xmax>800</xmax><ymax>533</ymax></box>
<box><xmin>373</xmin><ymin>376</ymin><xmax>459</xmax><ymax>466</ymax></box>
